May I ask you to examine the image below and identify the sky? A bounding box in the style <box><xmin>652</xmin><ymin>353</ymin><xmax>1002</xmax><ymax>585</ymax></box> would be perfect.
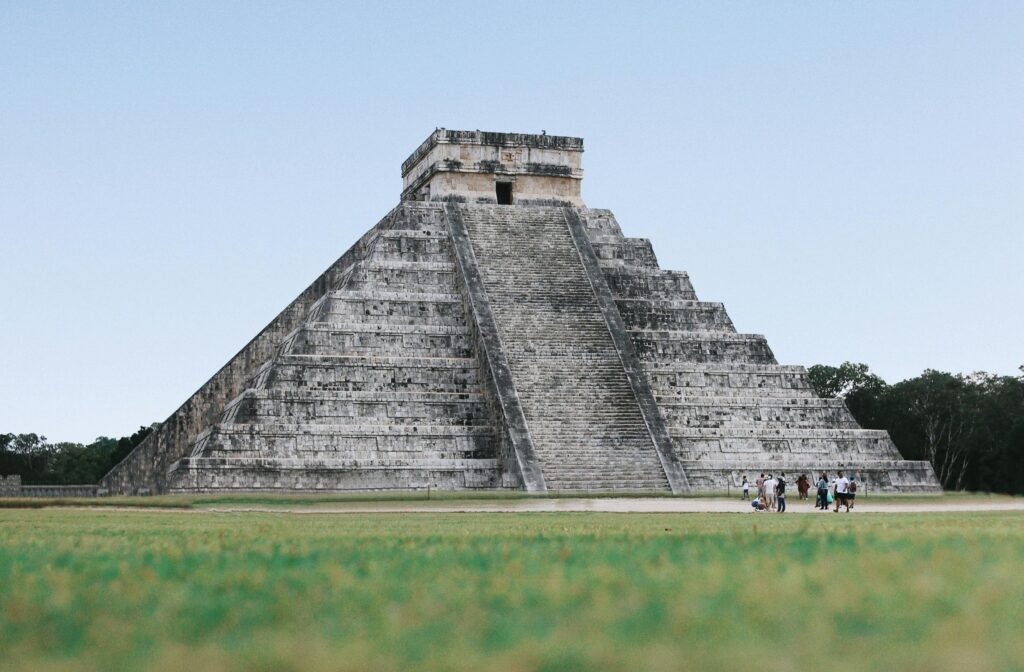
<box><xmin>1</xmin><ymin>1</ymin><xmax>1022</xmax><ymax>443</ymax></box>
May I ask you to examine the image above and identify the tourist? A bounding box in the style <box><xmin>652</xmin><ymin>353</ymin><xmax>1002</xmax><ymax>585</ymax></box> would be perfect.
<box><xmin>834</xmin><ymin>470</ymin><xmax>850</xmax><ymax>512</ymax></box>
<box><xmin>750</xmin><ymin>495</ymin><xmax>768</xmax><ymax>512</ymax></box>
<box><xmin>741</xmin><ymin>476</ymin><xmax>749</xmax><ymax>500</ymax></box>
<box><xmin>776</xmin><ymin>473</ymin><xmax>787</xmax><ymax>513</ymax></box>
<box><xmin>764</xmin><ymin>474</ymin><xmax>776</xmax><ymax>510</ymax></box>
<box><xmin>847</xmin><ymin>479</ymin><xmax>857</xmax><ymax>510</ymax></box>
<box><xmin>817</xmin><ymin>472</ymin><xmax>829</xmax><ymax>510</ymax></box>
<box><xmin>756</xmin><ymin>473</ymin><xmax>765</xmax><ymax>499</ymax></box>
<box><xmin>796</xmin><ymin>474</ymin><xmax>810</xmax><ymax>500</ymax></box>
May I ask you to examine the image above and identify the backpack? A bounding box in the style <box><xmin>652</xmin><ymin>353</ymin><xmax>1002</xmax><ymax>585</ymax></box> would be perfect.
<box><xmin>849</xmin><ymin>481</ymin><xmax>857</xmax><ymax>493</ymax></box>
<box><xmin>777</xmin><ymin>479</ymin><xmax>786</xmax><ymax>495</ymax></box>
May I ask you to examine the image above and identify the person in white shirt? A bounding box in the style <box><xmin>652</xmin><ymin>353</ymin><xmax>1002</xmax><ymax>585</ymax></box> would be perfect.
<box><xmin>763</xmin><ymin>475</ymin><xmax>776</xmax><ymax>510</ymax></box>
<box><xmin>834</xmin><ymin>471</ymin><xmax>851</xmax><ymax>512</ymax></box>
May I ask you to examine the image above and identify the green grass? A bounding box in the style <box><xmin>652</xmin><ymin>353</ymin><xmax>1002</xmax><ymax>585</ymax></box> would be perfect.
<box><xmin>1</xmin><ymin>509</ymin><xmax>1022</xmax><ymax>672</ymax></box>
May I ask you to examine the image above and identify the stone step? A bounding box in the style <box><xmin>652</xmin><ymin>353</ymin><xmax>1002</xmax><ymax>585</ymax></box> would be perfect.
<box><xmin>589</xmin><ymin>238</ymin><xmax>660</xmax><ymax>268</ymax></box>
<box><xmin>202</xmin><ymin>422</ymin><xmax>497</xmax><ymax>436</ymax></box>
<box><xmin>367</xmin><ymin>232</ymin><xmax>453</xmax><ymax>263</ymax></box>
<box><xmin>345</xmin><ymin>262</ymin><xmax>458</xmax><ymax>292</ymax></box>
<box><xmin>667</xmin><ymin>417</ymin><xmax>861</xmax><ymax>431</ymax></box>
<box><xmin>603</xmin><ymin>268</ymin><xmax>697</xmax><ymax>300</ymax></box>
<box><xmin>670</xmin><ymin>428</ymin><xmax>903</xmax><ymax>461</ymax></box>
<box><xmin>192</xmin><ymin>423</ymin><xmax>500</xmax><ymax>462</ymax></box>
<box><xmin>629</xmin><ymin>330</ymin><xmax>776</xmax><ymax>364</ymax></box>
<box><xmin>642</xmin><ymin>362</ymin><xmax>807</xmax><ymax>373</ymax></box>
<box><xmin>654</xmin><ymin>387</ymin><xmax>819</xmax><ymax>399</ymax></box>
<box><xmin>225</xmin><ymin>390</ymin><xmax>487</xmax><ymax>425</ymax></box>
<box><xmin>614</xmin><ymin>298</ymin><xmax>735</xmax><ymax>331</ymax></box>
<box><xmin>326</xmin><ymin>289</ymin><xmax>462</xmax><ymax>302</ymax></box>
<box><xmin>576</xmin><ymin>208</ymin><xmax>625</xmax><ymax>236</ymax></box>
<box><xmin>179</xmin><ymin>456</ymin><xmax>500</xmax><ymax>469</ymax></box>
<box><xmin>319</xmin><ymin>292</ymin><xmax>465</xmax><ymax>325</ymax></box>
<box><xmin>659</xmin><ymin>396</ymin><xmax>848</xmax><ymax>408</ymax></box>
<box><xmin>377</xmin><ymin>229</ymin><xmax>449</xmax><ymax>240</ymax></box>
<box><xmin>266</xmin><ymin>354</ymin><xmax>483</xmax><ymax>393</ymax></box>
<box><xmin>671</xmin><ymin>427</ymin><xmax>892</xmax><ymax>440</ymax></box>
<box><xmin>290</xmin><ymin>324</ymin><xmax>472</xmax><ymax>358</ymax></box>
<box><xmin>168</xmin><ymin>456</ymin><xmax>504</xmax><ymax>493</ymax></box>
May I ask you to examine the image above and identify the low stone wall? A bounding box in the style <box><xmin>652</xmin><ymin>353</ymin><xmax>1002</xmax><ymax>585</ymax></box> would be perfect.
<box><xmin>0</xmin><ymin>475</ymin><xmax>102</xmax><ymax>498</ymax></box>
<box><xmin>19</xmin><ymin>484</ymin><xmax>100</xmax><ymax>498</ymax></box>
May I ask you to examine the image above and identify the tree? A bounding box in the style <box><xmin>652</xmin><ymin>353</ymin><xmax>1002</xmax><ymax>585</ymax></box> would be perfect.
<box><xmin>1</xmin><ymin>426</ymin><xmax>154</xmax><ymax>485</ymax></box>
<box><xmin>809</xmin><ymin>363</ymin><xmax>1024</xmax><ymax>493</ymax></box>
<box><xmin>887</xmin><ymin>371</ymin><xmax>981</xmax><ymax>490</ymax></box>
<box><xmin>808</xmin><ymin>362</ymin><xmax>886</xmax><ymax>399</ymax></box>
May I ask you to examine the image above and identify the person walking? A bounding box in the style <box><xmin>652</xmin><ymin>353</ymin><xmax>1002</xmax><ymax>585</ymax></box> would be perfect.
<box><xmin>764</xmin><ymin>474</ymin><xmax>776</xmax><ymax>511</ymax></box>
<box><xmin>756</xmin><ymin>473</ymin><xmax>765</xmax><ymax>499</ymax></box>
<box><xmin>741</xmin><ymin>476</ymin><xmax>749</xmax><ymax>500</ymax></box>
<box><xmin>847</xmin><ymin>479</ymin><xmax>857</xmax><ymax>510</ymax></box>
<box><xmin>816</xmin><ymin>472</ymin><xmax>829</xmax><ymax>510</ymax></box>
<box><xmin>776</xmin><ymin>473</ymin><xmax>787</xmax><ymax>513</ymax></box>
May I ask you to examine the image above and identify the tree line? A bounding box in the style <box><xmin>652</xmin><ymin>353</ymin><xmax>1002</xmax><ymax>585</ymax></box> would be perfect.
<box><xmin>3</xmin><ymin>364</ymin><xmax>1023</xmax><ymax>493</ymax></box>
<box><xmin>0</xmin><ymin>426</ymin><xmax>153</xmax><ymax>485</ymax></box>
<box><xmin>808</xmin><ymin>363</ymin><xmax>1024</xmax><ymax>494</ymax></box>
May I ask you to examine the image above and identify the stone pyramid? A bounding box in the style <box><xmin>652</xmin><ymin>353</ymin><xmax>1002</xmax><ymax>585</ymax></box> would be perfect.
<box><xmin>102</xmin><ymin>129</ymin><xmax>940</xmax><ymax>494</ymax></box>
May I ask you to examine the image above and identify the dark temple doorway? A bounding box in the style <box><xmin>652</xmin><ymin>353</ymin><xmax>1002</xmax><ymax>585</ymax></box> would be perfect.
<box><xmin>496</xmin><ymin>182</ymin><xmax>513</xmax><ymax>205</ymax></box>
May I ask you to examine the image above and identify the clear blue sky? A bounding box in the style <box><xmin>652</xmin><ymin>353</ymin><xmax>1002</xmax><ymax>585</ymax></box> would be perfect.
<box><xmin>2</xmin><ymin>1</ymin><xmax>1021</xmax><ymax>443</ymax></box>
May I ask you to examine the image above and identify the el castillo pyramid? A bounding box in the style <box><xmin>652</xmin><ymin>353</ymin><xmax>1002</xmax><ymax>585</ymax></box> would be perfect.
<box><xmin>102</xmin><ymin>130</ymin><xmax>940</xmax><ymax>494</ymax></box>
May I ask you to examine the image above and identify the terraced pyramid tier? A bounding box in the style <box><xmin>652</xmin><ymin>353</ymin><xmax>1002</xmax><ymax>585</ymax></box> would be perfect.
<box><xmin>164</xmin><ymin>203</ymin><xmax>508</xmax><ymax>493</ymax></box>
<box><xmin>578</xmin><ymin>208</ymin><xmax>940</xmax><ymax>492</ymax></box>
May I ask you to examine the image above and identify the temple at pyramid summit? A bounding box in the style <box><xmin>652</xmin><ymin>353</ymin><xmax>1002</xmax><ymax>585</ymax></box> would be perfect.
<box><xmin>102</xmin><ymin>129</ymin><xmax>940</xmax><ymax>495</ymax></box>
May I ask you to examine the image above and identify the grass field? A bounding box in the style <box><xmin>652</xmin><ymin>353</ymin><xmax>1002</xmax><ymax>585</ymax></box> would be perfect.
<box><xmin>2</xmin><ymin>489</ymin><xmax>1011</xmax><ymax>511</ymax></box>
<box><xmin>2</xmin><ymin>508</ymin><xmax>1022</xmax><ymax>672</ymax></box>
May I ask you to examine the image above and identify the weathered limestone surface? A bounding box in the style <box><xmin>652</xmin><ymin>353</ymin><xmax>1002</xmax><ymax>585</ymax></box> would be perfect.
<box><xmin>577</xmin><ymin>208</ymin><xmax>940</xmax><ymax>492</ymax></box>
<box><xmin>0</xmin><ymin>475</ymin><xmax>100</xmax><ymax>498</ymax></box>
<box><xmin>453</xmin><ymin>204</ymin><xmax>680</xmax><ymax>492</ymax></box>
<box><xmin>165</xmin><ymin>203</ymin><xmax>510</xmax><ymax>493</ymax></box>
<box><xmin>101</xmin><ymin>219</ymin><xmax>388</xmax><ymax>495</ymax></box>
<box><xmin>101</xmin><ymin>129</ymin><xmax>940</xmax><ymax>494</ymax></box>
<box><xmin>0</xmin><ymin>475</ymin><xmax>21</xmax><ymax>497</ymax></box>
<box><xmin>402</xmin><ymin>129</ymin><xmax>583</xmax><ymax>205</ymax></box>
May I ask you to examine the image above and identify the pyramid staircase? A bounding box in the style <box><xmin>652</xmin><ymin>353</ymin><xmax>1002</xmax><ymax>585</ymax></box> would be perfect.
<box><xmin>450</xmin><ymin>204</ymin><xmax>683</xmax><ymax>492</ymax></box>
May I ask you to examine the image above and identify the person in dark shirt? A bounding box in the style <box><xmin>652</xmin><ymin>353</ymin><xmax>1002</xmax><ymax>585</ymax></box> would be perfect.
<box><xmin>775</xmin><ymin>473</ymin><xmax>787</xmax><ymax>513</ymax></box>
<box><xmin>816</xmin><ymin>472</ymin><xmax>829</xmax><ymax>510</ymax></box>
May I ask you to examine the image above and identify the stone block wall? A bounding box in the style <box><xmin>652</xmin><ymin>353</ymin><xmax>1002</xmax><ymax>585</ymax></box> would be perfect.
<box><xmin>0</xmin><ymin>474</ymin><xmax>22</xmax><ymax>497</ymax></box>
<box><xmin>0</xmin><ymin>476</ymin><xmax>100</xmax><ymax>498</ymax></box>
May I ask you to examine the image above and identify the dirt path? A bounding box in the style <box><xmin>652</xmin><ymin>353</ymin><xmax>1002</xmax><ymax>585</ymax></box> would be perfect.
<box><xmin>198</xmin><ymin>497</ymin><xmax>1024</xmax><ymax>515</ymax></box>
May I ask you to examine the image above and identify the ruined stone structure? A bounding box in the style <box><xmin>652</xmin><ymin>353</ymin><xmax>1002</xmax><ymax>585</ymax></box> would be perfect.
<box><xmin>102</xmin><ymin>129</ymin><xmax>940</xmax><ymax>494</ymax></box>
<box><xmin>0</xmin><ymin>475</ymin><xmax>22</xmax><ymax>497</ymax></box>
<box><xmin>0</xmin><ymin>475</ymin><xmax>99</xmax><ymax>498</ymax></box>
